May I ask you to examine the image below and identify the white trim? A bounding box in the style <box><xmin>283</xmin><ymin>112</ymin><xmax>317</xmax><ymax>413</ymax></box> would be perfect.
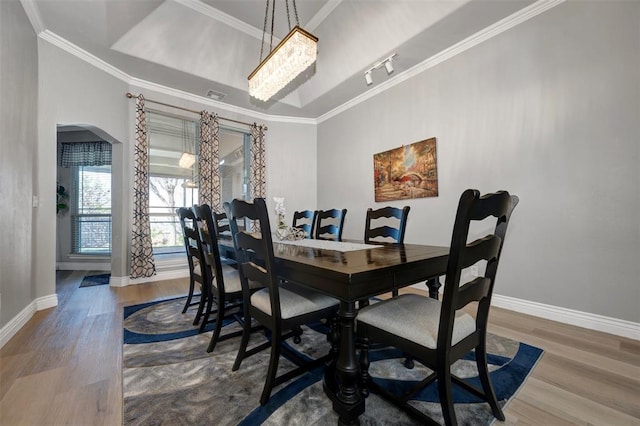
<box><xmin>56</xmin><ymin>262</ymin><xmax>110</xmax><ymax>271</ymax></box>
<box><xmin>306</xmin><ymin>0</ymin><xmax>343</xmax><ymax>31</ymax></box>
<box><xmin>0</xmin><ymin>294</ymin><xmax>58</xmax><ymax>349</ymax></box>
<box><xmin>492</xmin><ymin>294</ymin><xmax>640</xmax><ymax>341</ymax></box>
<box><xmin>40</xmin><ymin>30</ymin><xmax>131</xmax><ymax>82</ymax></box>
<box><xmin>19</xmin><ymin>0</ymin><xmax>45</xmax><ymax>34</ymax></box>
<box><xmin>317</xmin><ymin>0</ymin><xmax>565</xmax><ymax>123</ymax></box>
<box><xmin>109</xmin><ymin>268</ymin><xmax>191</xmax><ymax>287</ymax></box>
<box><xmin>38</xmin><ymin>30</ymin><xmax>314</xmax><ymax>126</ymax></box>
<box><xmin>174</xmin><ymin>0</ymin><xmax>274</xmax><ymax>42</ymax></box>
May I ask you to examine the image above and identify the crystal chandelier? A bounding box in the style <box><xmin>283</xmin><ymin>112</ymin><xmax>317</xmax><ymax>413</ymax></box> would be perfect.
<box><xmin>248</xmin><ymin>0</ymin><xmax>318</xmax><ymax>102</ymax></box>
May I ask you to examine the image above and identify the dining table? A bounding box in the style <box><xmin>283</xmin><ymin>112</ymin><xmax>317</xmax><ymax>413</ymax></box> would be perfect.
<box><xmin>270</xmin><ymin>238</ymin><xmax>449</xmax><ymax>425</ymax></box>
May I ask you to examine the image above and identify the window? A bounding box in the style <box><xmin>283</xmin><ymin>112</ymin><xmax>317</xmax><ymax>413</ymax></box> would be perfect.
<box><xmin>71</xmin><ymin>165</ymin><xmax>112</xmax><ymax>254</ymax></box>
<box><xmin>146</xmin><ymin>112</ymin><xmax>252</xmax><ymax>255</ymax></box>
<box><xmin>147</xmin><ymin>112</ymin><xmax>199</xmax><ymax>254</ymax></box>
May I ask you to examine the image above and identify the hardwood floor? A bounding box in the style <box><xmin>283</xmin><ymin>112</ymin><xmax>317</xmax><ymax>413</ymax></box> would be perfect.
<box><xmin>1</xmin><ymin>271</ymin><xmax>638</xmax><ymax>425</ymax></box>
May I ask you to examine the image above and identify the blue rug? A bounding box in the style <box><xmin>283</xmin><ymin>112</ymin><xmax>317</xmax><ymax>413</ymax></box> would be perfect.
<box><xmin>79</xmin><ymin>273</ymin><xmax>110</xmax><ymax>287</ymax></box>
<box><xmin>123</xmin><ymin>297</ymin><xmax>543</xmax><ymax>425</ymax></box>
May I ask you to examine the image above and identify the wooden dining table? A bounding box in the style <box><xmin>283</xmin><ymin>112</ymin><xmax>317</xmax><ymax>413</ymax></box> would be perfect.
<box><xmin>271</xmin><ymin>239</ymin><xmax>449</xmax><ymax>425</ymax></box>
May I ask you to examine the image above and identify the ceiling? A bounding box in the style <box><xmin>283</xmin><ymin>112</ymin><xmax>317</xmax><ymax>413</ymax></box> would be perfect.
<box><xmin>29</xmin><ymin>0</ymin><xmax>536</xmax><ymax>119</ymax></box>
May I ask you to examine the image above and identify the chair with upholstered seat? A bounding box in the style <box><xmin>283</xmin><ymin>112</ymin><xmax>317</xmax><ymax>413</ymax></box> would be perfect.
<box><xmin>314</xmin><ymin>208</ymin><xmax>347</xmax><ymax>241</ymax></box>
<box><xmin>357</xmin><ymin>189</ymin><xmax>519</xmax><ymax>425</ymax></box>
<box><xmin>364</xmin><ymin>206</ymin><xmax>410</xmax><ymax>245</ymax></box>
<box><xmin>193</xmin><ymin>204</ymin><xmax>262</xmax><ymax>350</ymax></box>
<box><xmin>228</xmin><ymin>198</ymin><xmax>339</xmax><ymax>405</ymax></box>
<box><xmin>292</xmin><ymin>210</ymin><xmax>317</xmax><ymax>239</ymax></box>
<box><xmin>364</xmin><ymin>206</ymin><xmax>410</xmax><ymax>298</ymax></box>
<box><xmin>176</xmin><ymin>207</ymin><xmax>204</xmax><ymax>316</ymax></box>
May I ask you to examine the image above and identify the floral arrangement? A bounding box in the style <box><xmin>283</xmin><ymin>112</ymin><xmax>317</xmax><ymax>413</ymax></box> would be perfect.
<box><xmin>273</xmin><ymin>197</ymin><xmax>286</xmax><ymax>229</ymax></box>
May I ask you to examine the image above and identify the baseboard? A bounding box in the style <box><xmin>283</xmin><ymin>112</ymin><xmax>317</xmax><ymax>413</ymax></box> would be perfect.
<box><xmin>492</xmin><ymin>294</ymin><xmax>640</xmax><ymax>341</ymax></box>
<box><xmin>109</xmin><ymin>268</ymin><xmax>191</xmax><ymax>287</ymax></box>
<box><xmin>0</xmin><ymin>294</ymin><xmax>59</xmax><ymax>349</ymax></box>
<box><xmin>56</xmin><ymin>262</ymin><xmax>110</xmax><ymax>271</ymax></box>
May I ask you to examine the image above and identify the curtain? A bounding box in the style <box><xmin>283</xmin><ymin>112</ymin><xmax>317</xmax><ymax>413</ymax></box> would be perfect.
<box><xmin>130</xmin><ymin>94</ymin><xmax>156</xmax><ymax>279</ymax></box>
<box><xmin>250</xmin><ymin>123</ymin><xmax>266</xmax><ymax>199</ymax></box>
<box><xmin>198</xmin><ymin>111</ymin><xmax>221</xmax><ymax>212</ymax></box>
<box><xmin>60</xmin><ymin>141</ymin><xmax>112</xmax><ymax>167</ymax></box>
<box><xmin>249</xmin><ymin>123</ymin><xmax>266</xmax><ymax>232</ymax></box>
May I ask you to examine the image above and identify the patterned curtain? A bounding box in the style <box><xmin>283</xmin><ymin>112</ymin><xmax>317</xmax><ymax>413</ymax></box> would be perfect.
<box><xmin>198</xmin><ymin>111</ymin><xmax>221</xmax><ymax>212</ymax></box>
<box><xmin>250</xmin><ymin>123</ymin><xmax>266</xmax><ymax>199</ymax></box>
<box><xmin>130</xmin><ymin>94</ymin><xmax>156</xmax><ymax>279</ymax></box>
<box><xmin>59</xmin><ymin>141</ymin><xmax>112</xmax><ymax>167</ymax></box>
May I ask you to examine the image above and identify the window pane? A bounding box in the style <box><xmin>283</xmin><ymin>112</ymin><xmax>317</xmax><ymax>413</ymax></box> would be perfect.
<box><xmin>72</xmin><ymin>165</ymin><xmax>111</xmax><ymax>254</ymax></box>
<box><xmin>219</xmin><ymin>128</ymin><xmax>250</xmax><ymax>202</ymax></box>
<box><xmin>147</xmin><ymin>112</ymin><xmax>199</xmax><ymax>254</ymax></box>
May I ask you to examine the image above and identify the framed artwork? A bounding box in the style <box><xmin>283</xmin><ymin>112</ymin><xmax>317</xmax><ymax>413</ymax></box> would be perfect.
<box><xmin>373</xmin><ymin>137</ymin><xmax>438</xmax><ymax>202</ymax></box>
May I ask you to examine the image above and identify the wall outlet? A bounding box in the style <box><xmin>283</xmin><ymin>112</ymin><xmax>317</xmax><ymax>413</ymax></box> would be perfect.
<box><xmin>32</xmin><ymin>195</ymin><xmax>40</xmax><ymax>208</ymax></box>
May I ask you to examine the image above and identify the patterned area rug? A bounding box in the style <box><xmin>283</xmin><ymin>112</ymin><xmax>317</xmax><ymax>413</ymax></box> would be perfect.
<box><xmin>123</xmin><ymin>297</ymin><xmax>543</xmax><ymax>425</ymax></box>
<box><xmin>79</xmin><ymin>273</ymin><xmax>110</xmax><ymax>287</ymax></box>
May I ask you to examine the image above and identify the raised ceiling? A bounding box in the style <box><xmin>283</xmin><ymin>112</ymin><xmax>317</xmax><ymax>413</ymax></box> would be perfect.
<box><xmin>27</xmin><ymin>0</ymin><xmax>538</xmax><ymax>119</ymax></box>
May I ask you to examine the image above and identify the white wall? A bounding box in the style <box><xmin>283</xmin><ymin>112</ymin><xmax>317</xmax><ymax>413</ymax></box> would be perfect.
<box><xmin>0</xmin><ymin>0</ymin><xmax>38</xmax><ymax>328</ymax></box>
<box><xmin>317</xmin><ymin>1</ymin><xmax>640</xmax><ymax>323</ymax></box>
<box><xmin>36</xmin><ymin>41</ymin><xmax>130</xmax><ymax>298</ymax></box>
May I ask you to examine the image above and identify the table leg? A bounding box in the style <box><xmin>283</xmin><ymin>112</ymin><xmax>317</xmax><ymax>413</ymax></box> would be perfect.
<box><xmin>323</xmin><ymin>300</ymin><xmax>364</xmax><ymax>425</ymax></box>
<box><xmin>427</xmin><ymin>276</ymin><xmax>442</xmax><ymax>300</ymax></box>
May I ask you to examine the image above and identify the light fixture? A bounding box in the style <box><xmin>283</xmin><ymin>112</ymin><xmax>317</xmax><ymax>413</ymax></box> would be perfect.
<box><xmin>248</xmin><ymin>0</ymin><xmax>318</xmax><ymax>102</ymax></box>
<box><xmin>365</xmin><ymin>71</ymin><xmax>373</xmax><ymax>86</ymax></box>
<box><xmin>179</xmin><ymin>121</ymin><xmax>196</xmax><ymax>169</ymax></box>
<box><xmin>178</xmin><ymin>152</ymin><xmax>196</xmax><ymax>169</ymax></box>
<box><xmin>363</xmin><ymin>53</ymin><xmax>398</xmax><ymax>86</ymax></box>
<box><xmin>181</xmin><ymin>177</ymin><xmax>199</xmax><ymax>189</ymax></box>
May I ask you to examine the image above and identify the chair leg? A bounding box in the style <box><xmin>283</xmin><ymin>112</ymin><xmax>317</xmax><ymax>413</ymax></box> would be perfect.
<box><xmin>476</xmin><ymin>341</ymin><xmax>505</xmax><ymax>421</ymax></box>
<box><xmin>437</xmin><ymin>367</ymin><xmax>457</xmax><ymax>426</ymax></box>
<box><xmin>232</xmin><ymin>308</ymin><xmax>253</xmax><ymax>371</ymax></box>
<box><xmin>182</xmin><ymin>276</ymin><xmax>195</xmax><ymax>314</ymax></box>
<box><xmin>260</xmin><ymin>333</ymin><xmax>281</xmax><ymax>405</ymax></box>
<box><xmin>199</xmin><ymin>290</ymin><xmax>215</xmax><ymax>332</ymax></box>
<box><xmin>206</xmin><ymin>298</ymin><xmax>225</xmax><ymax>353</ymax></box>
<box><xmin>193</xmin><ymin>286</ymin><xmax>206</xmax><ymax>326</ymax></box>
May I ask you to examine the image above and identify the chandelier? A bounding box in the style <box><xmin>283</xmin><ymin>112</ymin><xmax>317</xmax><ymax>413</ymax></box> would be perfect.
<box><xmin>248</xmin><ymin>0</ymin><xmax>318</xmax><ymax>102</ymax></box>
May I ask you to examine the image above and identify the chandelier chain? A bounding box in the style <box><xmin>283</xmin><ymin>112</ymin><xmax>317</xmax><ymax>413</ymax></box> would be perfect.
<box><xmin>285</xmin><ymin>0</ymin><xmax>291</xmax><ymax>30</ymax></box>
<box><xmin>292</xmin><ymin>0</ymin><xmax>300</xmax><ymax>26</ymax></box>
<box><xmin>270</xmin><ymin>0</ymin><xmax>275</xmax><ymax>52</ymax></box>
<box><xmin>260</xmin><ymin>0</ymin><xmax>269</xmax><ymax>61</ymax></box>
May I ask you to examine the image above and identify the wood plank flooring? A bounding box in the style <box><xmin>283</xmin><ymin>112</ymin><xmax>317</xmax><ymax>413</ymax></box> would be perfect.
<box><xmin>0</xmin><ymin>271</ymin><xmax>638</xmax><ymax>425</ymax></box>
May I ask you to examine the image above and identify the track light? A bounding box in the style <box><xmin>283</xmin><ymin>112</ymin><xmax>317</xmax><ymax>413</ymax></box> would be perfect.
<box><xmin>384</xmin><ymin>60</ymin><xmax>394</xmax><ymax>74</ymax></box>
<box><xmin>365</xmin><ymin>71</ymin><xmax>373</xmax><ymax>86</ymax></box>
<box><xmin>363</xmin><ymin>53</ymin><xmax>398</xmax><ymax>86</ymax></box>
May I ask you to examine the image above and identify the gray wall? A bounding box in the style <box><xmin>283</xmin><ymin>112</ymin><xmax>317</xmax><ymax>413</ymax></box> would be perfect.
<box><xmin>0</xmin><ymin>1</ymin><xmax>38</xmax><ymax>327</ymax></box>
<box><xmin>317</xmin><ymin>1</ymin><xmax>640</xmax><ymax>322</ymax></box>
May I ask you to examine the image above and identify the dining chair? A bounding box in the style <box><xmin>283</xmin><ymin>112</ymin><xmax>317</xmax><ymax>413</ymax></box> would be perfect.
<box><xmin>314</xmin><ymin>208</ymin><xmax>347</xmax><ymax>241</ymax></box>
<box><xmin>193</xmin><ymin>204</ymin><xmax>262</xmax><ymax>350</ymax></box>
<box><xmin>176</xmin><ymin>207</ymin><xmax>203</xmax><ymax>315</ymax></box>
<box><xmin>227</xmin><ymin>197</ymin><xmax>339</xmax><ymax>405</ymax></box>
<box><xmin>357</xmin><ymin>189</ymin><xmax>519</xmax><ymax>425</ymax></box>
<box><xmin>364</xmin><ymin>206</ymin><xmax>410</xmax><ymax>245</ymax></box>
<box><xmin>292</xmin><ymin>210</ymin><xmax>318</xmax><ymax>239</ymax></box>
<box><xmin>211</xmin><ymin>210</ymin><xmax>237</xmax><ymax>265</ymax></box>
<box><xmin>364</xmin><ymin>205</ymin><xmax>410</xmax><ymax>298</ymax></box>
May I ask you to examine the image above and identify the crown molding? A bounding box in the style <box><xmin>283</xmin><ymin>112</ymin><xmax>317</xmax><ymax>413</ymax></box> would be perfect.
<box><xmin>306</xmin><ymin>0</ymin><xmax>343</xmax><ymax>31</ymax></box>
<box><xmin>39</xmin><ymin>31</ymin><xmax>315</xmax><ymax>126</ymax></box>
<box><xmin>40</xmin><ymin>30</ymin><xmax>131</xmax><ymax>82</ymax></box>
<box><xmin>19</xmin><ymin>0</ymin><xmax>45</xmax><ymax>34</ymax></box>
<box><xmin>317</xmin><ymin>0</ymin><xmax>565</xmax><ymax>124</ymax></box>
<box><xmin>174</xmin><ymin>0</ymin><xmax>276</xmax><ymax>43</ymax></box>
<box><xmin>35</xmin><ymin>0</ymin><xmax>563</xmax><ymax>126</ymax></box>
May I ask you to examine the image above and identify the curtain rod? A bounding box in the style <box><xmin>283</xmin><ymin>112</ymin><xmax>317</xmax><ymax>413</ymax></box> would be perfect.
<box><xmin>125</xmin><ymin>92</ymin><xmax>266</xmax><ymax>130</ymax></box>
